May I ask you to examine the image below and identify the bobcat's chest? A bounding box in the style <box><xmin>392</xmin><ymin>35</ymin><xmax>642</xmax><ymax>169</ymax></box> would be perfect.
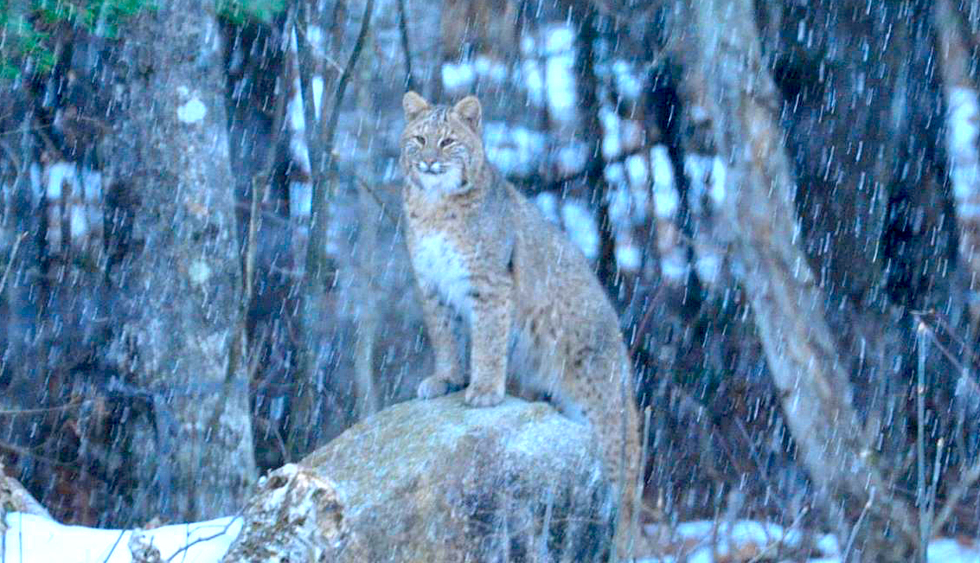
<box><xmin>410</xmin><ymin>231</ymin><xmax>473</xmax><ymax>316</ymax></box>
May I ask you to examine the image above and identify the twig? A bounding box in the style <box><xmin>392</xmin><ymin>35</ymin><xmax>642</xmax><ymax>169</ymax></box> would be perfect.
<box><xmin>842</xmin><ymin>488</ymin><xmax>874</xmax><ymax>562</ymax></box>
<box><xmin>354</xmin><ymin>176</ymin><xmax>399</xmax><ymax>225</ymax></box>
<box><xmin>745</xmin><ymin>505</ymin><xmax>809</xmax><ymax>563</ymax></box>
<box><xmin>320</xmin><ymin>0</ymin><xmax>374</xmax><ymax>176</ymax></box>
<box><xmin>101</xmin><ymin>529</ymin><xmax>127</xmax><ymax>563</ymax></box>
<box><xmin>913</xmin><ymin>308</ymin><xmax>976</xmax><ymax>361</ymax></box>
<box><xmin>912</xmin><ymin>309</ymin><xmax>979</xmax><ymax>369</ymax></box>
<box><xmin>0</xmin><ymin>232</ymin><xmax>27</xmax><ymax>296</ymax></box>
<box><xmin>0</xmin><ymin>399</ymin><xmax>91</xmax><ymax>416</ymax></box>
<box><xmin>508</xmin><ymin>145</ymin><xmax>650</xmax><ymax>194</ymax></box>
<box><xmin>0</xmin><ymin>442</ymin><xmax>75</xmax><ymax>468</ymax></box>
<box><xmin>931</xmin><ymin>453</ymin><xmax>980</xmax><ymax>536</ymax></box>
<box><xmin>915</xmin><ymin>320</ymin><xmax>928</xmax><ymax>563</ymax></box>
<box><xmin>165</xmin><ymin>516</ymin><xmax>242</xmax><ymax>563</ymax></box>
<box><xmin>627</xmin><ymin>283</ymin><xmax>664</xmax><ymax>358</ymax></box>
<box><xmin>928</xmin><ymin>438</ymin><xmax>944</xmax><ymax>530</ymax></box>
<box><xmin>396</xmin><ymin>0</ymin><xmax>415</xmax><ymax>91</ymax></box>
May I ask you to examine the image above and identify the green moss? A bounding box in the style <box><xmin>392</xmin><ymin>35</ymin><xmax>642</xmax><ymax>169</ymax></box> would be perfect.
<box><xmin>217</xmin><ymin>0</ymin><xmax>284</xmax><ymax>25</ymax></box>
<box><xmin>0</xmin><ymin>0</ymin><xmax>153</xmax><ymax>80</ymax></box>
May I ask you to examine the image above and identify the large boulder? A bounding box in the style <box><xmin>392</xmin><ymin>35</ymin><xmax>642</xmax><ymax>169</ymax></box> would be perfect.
<box><xmin>225</xmin><ymin>393</ymin><xmax>616</xmax><ymax>562</ymax></box>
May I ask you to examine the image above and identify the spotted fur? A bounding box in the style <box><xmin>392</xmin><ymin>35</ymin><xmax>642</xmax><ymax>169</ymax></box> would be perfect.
<box><xmin>400</xmin><ymin>91</ymin><xmax>643</xmax><ymax>559</ymax></box>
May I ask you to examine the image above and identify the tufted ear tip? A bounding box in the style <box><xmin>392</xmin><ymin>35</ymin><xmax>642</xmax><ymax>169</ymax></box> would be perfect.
<box><xmin>403</xmin><ymin>91</ymin><xmax>430</xmax><ymax>122</ymax></box>
<box><xmin>452</xmin><ymin>95</ymin><xmax>482</xmax><ymax>132</ymax></box>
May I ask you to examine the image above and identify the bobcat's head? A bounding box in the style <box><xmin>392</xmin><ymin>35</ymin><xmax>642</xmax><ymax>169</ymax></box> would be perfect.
<box><xmin>400</xmin><ymin>91</ymin><xmax>484</xmax><ymax>194</ymax></box>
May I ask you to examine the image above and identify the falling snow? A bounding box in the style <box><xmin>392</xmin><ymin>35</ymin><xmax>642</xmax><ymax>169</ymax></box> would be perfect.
<box><xmin>3</xmin><ymin>1</ymin><xmax>980</xmax><ymax>561</ymax></box>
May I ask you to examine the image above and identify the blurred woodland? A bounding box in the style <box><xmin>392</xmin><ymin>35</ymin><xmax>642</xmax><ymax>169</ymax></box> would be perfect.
<box><xmin>2</xmin><ymin>0</ymin><xmax>980</xmax><ymax>561</ymax></box>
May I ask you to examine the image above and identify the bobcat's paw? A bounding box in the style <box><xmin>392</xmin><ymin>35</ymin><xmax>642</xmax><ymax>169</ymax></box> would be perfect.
<box><xmin>417</xmin><ymin>376</ymin><xmax>452</xmax><ymax>399</ymax></box>
<box><xmin>464</xmin><ymin>384</ymin><xmax>505</xmax><ymax>408</ymax></box>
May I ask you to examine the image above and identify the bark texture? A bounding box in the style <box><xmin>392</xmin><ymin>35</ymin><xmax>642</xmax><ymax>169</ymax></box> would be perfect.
<box><xmin>684</xmin><ymin>0</ymin><xmax>919</xmax><ymax>559</ymax></box>
<box><xmin>935</xmin><ymin>0</ymin><xmax>980</xmax><ymax>330</ymax></box>
<box><xmin>100</xmin><ymin>0</ymin><xmax>256</xmax><ymax>523</ymax></box>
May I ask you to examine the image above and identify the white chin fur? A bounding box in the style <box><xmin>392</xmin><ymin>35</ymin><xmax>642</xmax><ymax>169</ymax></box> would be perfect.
<box><xmin>415</xmin><ymin>168</ymin><xmax>465</xmax><ymax>193</ymax></box>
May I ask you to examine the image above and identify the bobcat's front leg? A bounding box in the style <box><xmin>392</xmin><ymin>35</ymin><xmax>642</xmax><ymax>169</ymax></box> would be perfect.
<box><xmin>465</xmin><ymin>276</ymin><xmax>512</xmax><ymax>407</ymax></box>
<box><xmin>417</xmin><ymin>288</ymin><xmax>464</xmax><ymax>399</ymax></box>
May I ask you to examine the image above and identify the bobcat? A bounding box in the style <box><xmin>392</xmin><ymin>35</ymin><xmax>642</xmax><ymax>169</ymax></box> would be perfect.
<box><xmin>399</xmin><ymin>91</ymin><xmax>642</xmax><ymax>558</ymax></box>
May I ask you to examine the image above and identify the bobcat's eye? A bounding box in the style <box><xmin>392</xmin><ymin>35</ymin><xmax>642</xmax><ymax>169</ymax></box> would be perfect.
<box><xmin>439</xmin><ymin>137</ymin><xmax>455</xmax><ymax>148</ymax></box>
<box><xmin>413</xmin><ymin>135</ymin><xmax>426</xmax><ymax>146</ymax></box>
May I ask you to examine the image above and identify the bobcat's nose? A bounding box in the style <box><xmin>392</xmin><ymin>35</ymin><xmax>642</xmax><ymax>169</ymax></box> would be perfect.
<box><xmin>417</xmin><ymin>160</ymin><xmax>445</xmax><ymax>174</ymax></box>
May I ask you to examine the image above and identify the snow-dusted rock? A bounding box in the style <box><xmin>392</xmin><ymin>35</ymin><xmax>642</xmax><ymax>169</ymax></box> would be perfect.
<box><xmin>231</xmin><ymin>394</ymin><xmax>615</xmax><ymax>562</ymax></box>
<box><xmin>0</xmin><ymin>462</ymin><xmax>52</xmax><ymax>529</ymax></box>
<box><xmin>221</xmin><ymin>463</ymin><xmax>363</xmax><ymax>562</ymax></box>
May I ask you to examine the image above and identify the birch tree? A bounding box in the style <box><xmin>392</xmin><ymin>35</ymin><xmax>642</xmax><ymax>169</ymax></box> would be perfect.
<box><xmin>100</xmin><ymin>0</ymin><xmax>256</xmax><ymax>522</ymax></box>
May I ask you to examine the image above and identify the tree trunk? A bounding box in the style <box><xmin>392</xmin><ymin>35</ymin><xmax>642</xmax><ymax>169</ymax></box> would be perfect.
<box><xmin>935</xmin><ymin>0</ymin><xmax>980</xmax><ymax>333</ymax></box>
<box><xmin>101</xmin><ymin>0</ymin><xmax>256</xmax><ymax>523</ymax></box>
<box><xmin>683</xmin><ymin>0</ymin><xmax>919</xmax><ymax>560</ymax></box>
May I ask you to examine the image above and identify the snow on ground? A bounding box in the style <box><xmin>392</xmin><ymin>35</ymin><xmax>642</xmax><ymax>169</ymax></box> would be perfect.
<box><xmin>3</xmin><ymin>513</ymin><xmax>241</xmax><ymax>563</ymax></box>
<box><xmin>637</xmin><ymin>519</ymin><xmax>980</xmax><ymax>563</ymax></box>
<box><xmin>4</xmin><ymin>511</ymin><xmax>980</xmax><ymax>562</ymax></box>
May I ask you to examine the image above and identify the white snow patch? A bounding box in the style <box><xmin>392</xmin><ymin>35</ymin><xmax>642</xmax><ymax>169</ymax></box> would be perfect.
<box><xmin>474</xmin><ymin>55</ymin><xmax>509</xmax><ymax>82</ymax></box>
<box><xmin>684</xmin><ymin>154</ymin><xmax>727</xmax><ymax>209</ymax></box>
<box><xmin>45</xmin><ymin>161</ymin><xmax>75</xmax><ymax>198</ymax></box>
<box><xmin>928</xmin><ymin>538</ymin><xmax>980</xmax><ymax>562</ymax></box>
<box><xmin>291</xmin><ymin>181</ymin><xmax>312</xmax><ymax>219</ymax></box>
<box><xmin>520</xmin><ymin>59</ymin><xmax>545</xmax><ymax>105</ymax></box>
<box><xmin>442</xmin><ymin>62</ymin><xmax>476</xmax><ymax>93</ymax></box>
<box><xmin>607</xmin><ymin>184</ymin><xmax>631</xmax><ymax>227</ymax></box>
<box><xmin>708</xmin><ymin>157</ymin><xmax>727</xmax><ymax>205</ymax></box>
<box><xmin>483</xmin><ymin>122</ymin><xmax>547</xmax><ymax>176</ymax></box>
<box><xmin>948</xmin><ymin>86</ymin><xmax>979</xmax><ymax>159</ymax></box>
<box><xmin>661</xmin><ymin>249</ymin><xmax>689</xmax><ymax>282</ymax></box>
<box><xmin>308</xmin><ymin>26</ymin><xmax>324</xmax><ymax>56</ymax></box>
<box><xmin>30</xmin><ymin>161</ymin><xmax>43</xmax><ymax>200</ymax></box>
<box><xmin>69</xmin><ymin>206</ymin><xmax>87</xmax><ymax>240</ymax></box>
<box><xmin>616</xmin><ymin>243</ymin><xmax>641</xmax><ymax>271</ymax></box>
<box><xmin>291</xmin><ymin>137</ymin><xmax>312</xmax><ymax>176</ymax></box>
<box><xmin>82</xmin><ymin>169</ymin><xmax>102</xmax><ymax>201</ymax></box>
<box><xmin>694</xmin><ymin>253</ymin><xmax>722</xmax><ymax>285</ymax></box>
<box><xmin>312</xmin><ymin>76</ymin><xmax>324</xmax><ymax>120</ymax></box>
<box><xmin>651</xmin><ymin>146</ymin><xmax>679</xmax><ymax>218</ymax></box>
<box><xmin>177</xmin><ymin>97</ymin><xmax>207</xmax><ymax>124</ymax></box>
<box><xmin>600</xmin><ymin>107</ymin><xmax>621</xmax><ymax>158</ymax></box>
<box><xmin>620</xmin><ymin>119</ymin><xmax>644</xmax><ymax>152</ymax></box>
<box><xmin>947</xmin><ymin>86</ymin><xmax>980</xmax><ymax>200</ymax></box>
<box><xmin>604</xmin><ymin>162</ymin><xmax>626</xmax><ymax>186</ymax></box>
<box><xmin>544</xmin><ymin>26</ymin><xmax>574</xmax><ymax>54</ymax></box>
<box><xmin>534</xmin><ymin>192</ymin><xmax>560</xmax><ymax>224</ymax></box>
<box><xmin>690</xmin><ymin>104</ymin><xmax>710</xmax><ymax>124</ymax></box>
<box><xmin>520</xmin><ymin>34</ymin><xmax>536</xmax><ymax>55</ymax></box>
<box><xmin>188</xmin><ymin>260</ymin><xmax>212</xmax><ymax>285</ymax></box>
<box><xmin>7</xmin><ymin>511</ymin><xmax>980</xmax><ymax>563</ymax></box>
<box><xmin>3</xmin><ymin>512</ymin><xmax>241</xmax><ymax>563</ymax></box>
<box><xmin>288</xmin><ymin>79</ymin><xmax>306</xmax><ymax>132</ymax></box>
<box><xmin>612</xmin><ymin>60</ymin><xmax>643</xmax><ymax>100</ymax></box>
<box><xmin>545</xmin><ymin>52</ymin><xmax>576</xmax><ymax>121</ymax></box>
<box><xmin>560</xmin><ymin>201</ymin><xmax>599</xmax><ymax>259</ymax></box>
<box><xmin>554</xmin><ymin>142</ymin><xmax>588</xmax><ymax>176</ymax></box>
<box><xmin>626</xmin><ymin>154</ymin><xmax>649</xmax><ymax>187</ymax></box>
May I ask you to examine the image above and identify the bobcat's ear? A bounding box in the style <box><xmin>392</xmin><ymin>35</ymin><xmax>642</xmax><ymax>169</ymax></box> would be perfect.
<box><xmin>403</xmin><ymin>91</ymin><xmax>430</xmax><ymax>122</ymax></box>
<box><xmin>453</xmin><ymin>96</ymin><xmax>482</xmax><ymax>132</ymax></box>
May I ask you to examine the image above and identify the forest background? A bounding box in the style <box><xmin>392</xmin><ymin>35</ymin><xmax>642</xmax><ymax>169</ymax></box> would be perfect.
<box><xmin>2</xmin><ymin>0</ymin><xmax>980</xmax><ymax>561</ymax></box>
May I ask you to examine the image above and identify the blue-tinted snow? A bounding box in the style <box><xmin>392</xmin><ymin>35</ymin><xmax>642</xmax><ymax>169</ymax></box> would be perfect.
<box><xmin>483</xmin><ymin>122</ymin><xmax>547</xmax><ymax>177</ymax></box>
